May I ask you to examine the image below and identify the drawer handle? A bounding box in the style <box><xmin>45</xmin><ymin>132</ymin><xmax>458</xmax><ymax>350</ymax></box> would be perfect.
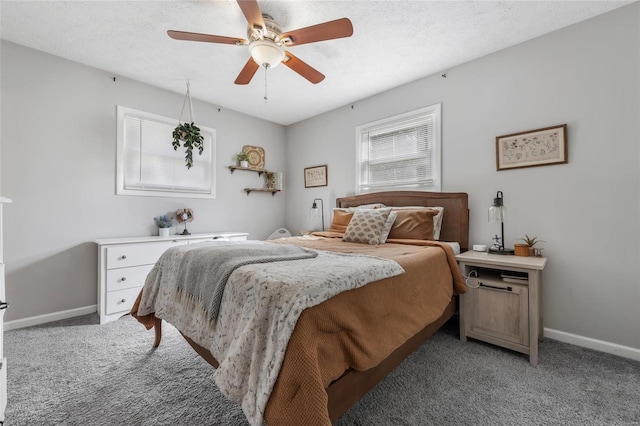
<box><xmin>119</xmin><ymin>298</ymin><xmax>126</xmax><ymax>304</ymax></box>
<box><xmin>479</xmin><ymin>282</ymin><xmax>512</xmax><ymax>292</ymax></box>
<box><xmin>120</xmin><ymin>255</ymin><xmax>127</xmax><ymax>260</ymax></box>
<box><xmin>120</xmin><ymin>277</ymin><xmax>126</xmax><ymax>282</ymax></box>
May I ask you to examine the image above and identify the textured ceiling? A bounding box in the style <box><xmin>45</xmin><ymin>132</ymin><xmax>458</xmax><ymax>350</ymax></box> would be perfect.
<box><xmin>0</xmin><ymin>1</ymin><xmax>633</xmax><ymax>125</ymax></box>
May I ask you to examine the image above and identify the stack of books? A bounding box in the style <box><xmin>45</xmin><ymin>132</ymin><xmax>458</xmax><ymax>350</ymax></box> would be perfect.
<box><xmin>500</xmin><ymin>271</ymin><xmax>528</xmax><ymax>284</ymax></box>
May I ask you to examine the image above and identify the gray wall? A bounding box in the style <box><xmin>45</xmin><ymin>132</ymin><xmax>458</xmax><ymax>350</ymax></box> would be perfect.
<box><xmin>285</xmin><ymin>5</ymin><xmax>640</xmax><ymax>350</ymax></box>
<box><xmin>2</xmin><ymin>4</ymin><xmax>639</xmax><ymax>353</ymax></box>
<box><xmin>0</xmin><ymin>41</ymin><xmax>287</xmax><ymax>321</ymax></box>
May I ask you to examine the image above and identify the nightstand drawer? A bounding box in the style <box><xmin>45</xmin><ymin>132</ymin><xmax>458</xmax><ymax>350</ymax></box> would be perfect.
<box><xmin>466</xmin><ymin>278</ymin><xmax>529</xmax><ymax>346</ymax></box>
<box><xmin>106</xmin><ymin>287</ymin><xmax>141</xmax><ymax>315</ymax></box>
<box><xmin>106</xmin><ymin>264</ymin><xmax>154</xmax><ymax>292</ymax></box>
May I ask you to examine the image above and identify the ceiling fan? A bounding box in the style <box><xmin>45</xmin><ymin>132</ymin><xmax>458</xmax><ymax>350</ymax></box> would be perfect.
<box><xmin>167</xmin><ymin>0</ymin><xmax>353</xmax><ymax>85</ymax></box>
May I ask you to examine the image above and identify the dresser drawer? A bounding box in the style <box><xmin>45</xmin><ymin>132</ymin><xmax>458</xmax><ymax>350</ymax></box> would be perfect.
<box><xmin>106</xmin><ymin>287</ymin><xmax>141</xmax><ymax>315</ymax></box>
<box><xmin>106</xmin><ymin>241</ymin><xmax>179</xmax><ymax>269</ymax></box>
<box><xmin>106</xmin><ymin>264</ymin><xmax>154</xmax><ymax>292</ymax></box>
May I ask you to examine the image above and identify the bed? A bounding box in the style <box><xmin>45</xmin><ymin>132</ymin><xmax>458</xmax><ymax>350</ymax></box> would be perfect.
<box><xmin>132</xmin><ymin>190</ymin><xmax>469</xmax><ymax>425</ymax></box>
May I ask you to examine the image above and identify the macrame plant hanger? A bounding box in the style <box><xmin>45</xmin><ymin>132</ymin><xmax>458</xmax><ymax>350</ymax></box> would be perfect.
<box><xmin>179</xmin><ymin>81</ymin><xmax>196</xmax><ymax>125</ymax></box>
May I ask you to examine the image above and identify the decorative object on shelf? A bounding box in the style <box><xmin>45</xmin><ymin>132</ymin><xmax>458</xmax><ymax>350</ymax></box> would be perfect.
<box><xmin>176</xmin><ymin>208</ymin><xmax>194</xmax><ymax>235</ymax></box>
<box><xmin>304</xmin><ymin>165</ymin><xmax>328</xmax><ymax>188</ymax></box>
<box><xmin>273</xmin><ymin>171</ymin><xmax>283</xmax><ymax>190</ymax></box>
<box><xmin>496</xmin><ymin>124</ymin><xmax>567</xmax><ymax>171</ymax></box>
<box><xmin>242</xmin><ymin>145</ymin><xmax>265</xmax><ymax>170</ymax></box>
<box><xmin>518</xmin><ymin>235</ymin><xmax>545</xmax><ymax>257</ymax></box>
<box><xmin>154</xmin><ymin>215</ymin><xmax>175</xmax><ymax>237</ymax></box>
<box><xmin>236</xmin><ymin>152</ymin><xmax>250</xmax><ymax>168</ymax></box>
<box><xmin>264</xmin><ymin>171</ymin><xmax>277</xmax><ymax>190</ymax></box>
<box><xmin>488</xmin><ymin>191</ymin><xmax>514</xmax><ymax>255</ymax></box>
<box><xmin>310</xmin><ymin>198</ymin><xmax>325</xmax><ymax>231</ymax></box>
<box><xmin>172</xmin><ymin>82</ymin><xmax>204</xmax><ymax>169</ymax></box>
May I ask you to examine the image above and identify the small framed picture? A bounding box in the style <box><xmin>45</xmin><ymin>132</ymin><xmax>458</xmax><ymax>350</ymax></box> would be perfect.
<box><xmin>496</xmin><ymin>124</ymin><xmax>568</xmax><ymax>171</ymax></box>
<box><xmin>304</xmin><ymin>165</ymin><xmax>328</xmax><ymax>188</ymax></box>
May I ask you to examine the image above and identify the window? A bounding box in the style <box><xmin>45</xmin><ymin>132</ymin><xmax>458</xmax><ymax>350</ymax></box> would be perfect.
<box><xmin>116</xmin><ymin>106</ymin><xmax>216</xmax><ymax>198</ymax></box>
<box><xmin>355</xmin><ymin>104</ymin><xmax>441</xmax><ymax>194</ymax></box>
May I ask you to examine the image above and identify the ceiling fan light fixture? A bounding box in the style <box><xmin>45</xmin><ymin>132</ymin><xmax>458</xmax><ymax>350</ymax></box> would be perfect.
<box><xmin>249</xmin><ymin>40</ymin><xmax>285</xmax><ymax>68</ymax></box>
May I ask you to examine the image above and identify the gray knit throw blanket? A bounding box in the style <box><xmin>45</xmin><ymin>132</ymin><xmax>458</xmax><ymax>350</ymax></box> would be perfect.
<box><xmin>172</xmin><ymin>241</ymin><xmax>318</xmax><ymax>322</ymax></box>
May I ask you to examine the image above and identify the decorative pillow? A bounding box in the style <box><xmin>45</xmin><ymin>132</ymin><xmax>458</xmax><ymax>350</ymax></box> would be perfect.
<box><xmin>328</xmin><ymin>209</ymin><xmax>354</xmax><ymax>233</ymax></box>
<box><xmin>389</xmin><ymin>206</ymin><xmax>444</xmax><ymax>240</ymax></box>
<box><xmin>329</xmin><ymin>204</ymin><xmax>390</xmax><ymax>233</ymax></box>
<box><xmin>379</xmin><ymin>210</ymin><xmax>398</xmax><ymax>243</ymax></box>
<box><xmin>387</xmin><ymin>208</ymin><xmax>439</xmax><ymax>240</ymax></box>
<box><xmin>343</xmin><ymin>208</ymin><xmax>391</xmax><ymax>245</ymax></box>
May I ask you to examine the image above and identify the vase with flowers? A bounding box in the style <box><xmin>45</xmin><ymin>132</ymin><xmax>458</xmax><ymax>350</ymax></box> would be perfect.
<box><xmin>154</xmin><ymin>215</ymin><xmax>175</xmax><ymax>237</ymax></box>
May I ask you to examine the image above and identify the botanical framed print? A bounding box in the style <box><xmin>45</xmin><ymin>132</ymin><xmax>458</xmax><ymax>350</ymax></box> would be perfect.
<box><xmin>304</xmin><ymin>165</ymin><xmax>328</xmax><ymax>188</ymax></box>
<box><xmin>496</xmin><ymin>124</ymin><xmax>568</xmax><ymax>171</ymax></box>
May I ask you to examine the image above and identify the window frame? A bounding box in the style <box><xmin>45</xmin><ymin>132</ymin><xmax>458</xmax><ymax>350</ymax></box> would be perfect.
<box><xmin>355</xmin><ymin>103</ymin><xmax>442</xmax><ymax>194</ymax></box>
<box><xmin>116</xmin><ymin>106</ymin><xmax>216</xmax><ymax>199</ymax></box>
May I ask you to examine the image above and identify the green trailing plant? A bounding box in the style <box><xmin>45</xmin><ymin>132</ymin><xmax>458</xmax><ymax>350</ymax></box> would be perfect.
<box><xmin>236</xmin><ymin>152</ymin><xmax>249</xmax><ymax>162</ymax></box>
<box><xmin>519</xmin><ymin>234</ymin><xmax>545</xmax><ymax>247</ymax></box>
<box><xmin>172</xmin><ymin>122</ymin><xmax>204</xmax><ymax>169</ymax></box>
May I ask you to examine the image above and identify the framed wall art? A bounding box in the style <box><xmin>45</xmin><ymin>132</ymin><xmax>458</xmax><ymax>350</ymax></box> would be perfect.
<box><xmin>304</xmin><ymin>165</ymin><xmax>328</xmax><ymax>188</ymax></box>
<box><xmin>496</xmin><ymin>124</ymin><xmax>567</xmax><ymax>171</ymax></box>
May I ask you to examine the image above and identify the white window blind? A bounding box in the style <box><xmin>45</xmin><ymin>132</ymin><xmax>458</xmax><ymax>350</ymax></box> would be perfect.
<box><xmin>356</xmin><ymin>104</ymin><xmax>441</xmax><ymax>194</ymax></box>
<box><xmin>116</xmin><ymin>106</ymin><xmax>216</xmax><ymax>198</ymax></box>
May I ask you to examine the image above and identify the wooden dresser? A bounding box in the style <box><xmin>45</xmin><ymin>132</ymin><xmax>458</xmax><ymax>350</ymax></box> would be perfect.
<box><xmin>95</xmin><ymin>232</ymin><xmax>248</xmax><ymax>324</ymax></box>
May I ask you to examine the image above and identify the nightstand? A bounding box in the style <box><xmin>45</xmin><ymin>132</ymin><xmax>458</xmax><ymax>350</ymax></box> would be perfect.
<box><xmin>456</xmin><ymin>251</ymin><xmax>547</xmax><ymax>365</ymax></box>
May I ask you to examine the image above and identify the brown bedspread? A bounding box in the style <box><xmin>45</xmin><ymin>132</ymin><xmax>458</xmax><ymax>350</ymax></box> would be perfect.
<box><xmin>266</xmin><ymin>236</ymin><xmax>465</xmax><ymax>425</ymax></box>
<box><xmin>132</xmin><ymin>236</ymin><xmax>465</xmax><ymax>425</ymax></box>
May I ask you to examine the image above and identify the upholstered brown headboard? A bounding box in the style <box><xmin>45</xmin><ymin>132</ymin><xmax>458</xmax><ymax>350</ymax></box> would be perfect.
<box><xmin>336</xmin><ymin>191</ymin><xmax>469</xmax><ymax>251</ymax></box>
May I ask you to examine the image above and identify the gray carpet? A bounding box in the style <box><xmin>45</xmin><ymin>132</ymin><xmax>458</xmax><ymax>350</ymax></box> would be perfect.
<box><xmin>4</xmin><ymin>314</ymin><xmax>640</xmax><ymax>426</ymax></box>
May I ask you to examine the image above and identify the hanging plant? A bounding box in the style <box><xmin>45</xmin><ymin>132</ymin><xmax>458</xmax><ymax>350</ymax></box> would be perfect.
<box><xmin>172</xmin><ymin>122</ymin><xmax>203</xmax><ymax>169</ymax></box>
<box><xmin>172</xmin><ymin>82</ymin><xmax>204</xmax><ymax>169</ymax></box>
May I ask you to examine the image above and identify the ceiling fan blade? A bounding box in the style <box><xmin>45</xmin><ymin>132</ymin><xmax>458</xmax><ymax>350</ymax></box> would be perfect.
<box><xmin>282</xmin><ymin>52</ymin><xmax>325</xmax><ymax>84</ymax></box>
<box><xmin>281</xmin><ymin>18</ymin><xmax>353</xmax><ymax>46</ymax></box>
<box><xmin>167</xmin><ymin>30</ymin><xmax>246</xmax><ymax>45</ymax></box>
<box><xmin>237</xmin><ymin>0</ymin><xmax>265</xmax><ymax>30</ymax></box>
<box><xmin>235</xmin><ymin>58</ymin><xmax>260</xmax><ymax>85</ymax></box>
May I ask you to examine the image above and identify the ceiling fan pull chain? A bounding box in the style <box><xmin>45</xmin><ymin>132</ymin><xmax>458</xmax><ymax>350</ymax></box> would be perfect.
<box><xmin>264</xmin><ymin>67</ymin><xmax>268</xmax><ymax>103</ymax></box>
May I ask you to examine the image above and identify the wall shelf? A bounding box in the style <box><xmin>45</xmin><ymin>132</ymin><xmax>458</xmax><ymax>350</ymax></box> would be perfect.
<box><xmin>244</xmin><ymin>188</ymin><xmax>280</xmax><ymax>196</ymax></box>
<box><xmin>228</xmin><ymin>166</ymin><xmax>266</xmax><ymax>176</ymax></box>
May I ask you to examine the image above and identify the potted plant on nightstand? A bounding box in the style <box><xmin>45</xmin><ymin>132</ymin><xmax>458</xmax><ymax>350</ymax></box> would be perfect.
<box><xmin>514</xmin><ymin>234</ymin><xmax>545</xmax><ymax>257</ymax></box>
<box><xmin>236</xmin><ymin>152</ymin><xmax>250</xmax><ymax>168</ymax></box>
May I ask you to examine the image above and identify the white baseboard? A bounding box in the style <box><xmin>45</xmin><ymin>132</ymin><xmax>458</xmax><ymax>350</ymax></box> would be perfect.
<box><xmin>545</xmin><ymin>327</ymin><xmax>640</xmax><ymax>362</ymax></box>
<box><xmin>4</xmin><ymin>305</ymin><xmax>97</xmax><ymax>331</ymax></box>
